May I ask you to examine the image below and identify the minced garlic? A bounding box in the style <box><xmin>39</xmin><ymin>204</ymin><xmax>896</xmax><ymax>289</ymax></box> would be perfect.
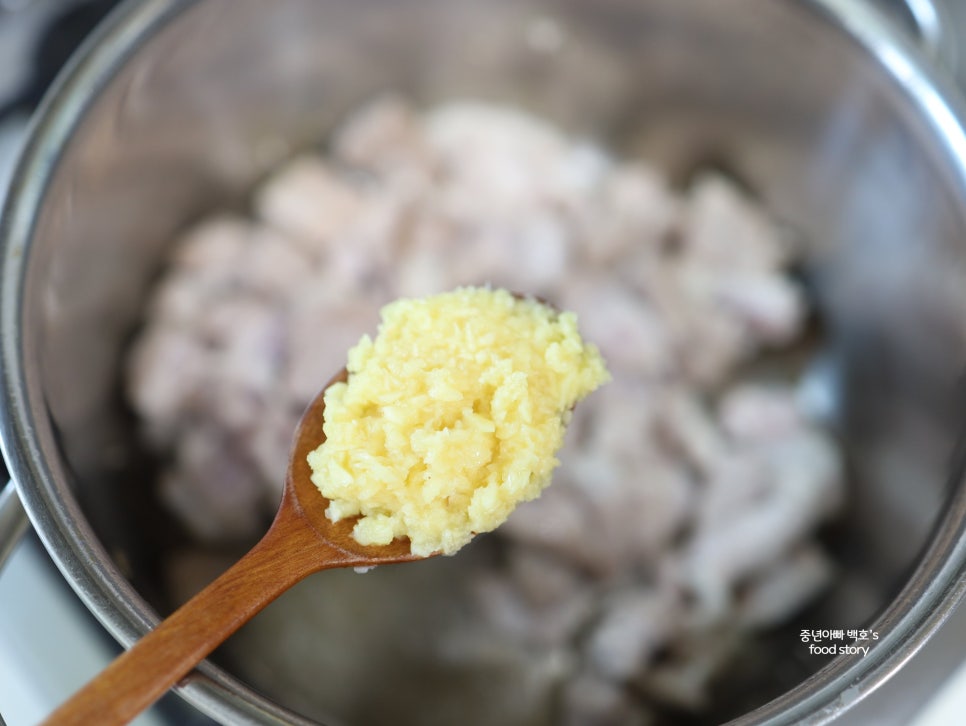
<box><xmin>306</xmin><ymin>287</ymin><xmax>609</xmax><ymax>556</ymax></box>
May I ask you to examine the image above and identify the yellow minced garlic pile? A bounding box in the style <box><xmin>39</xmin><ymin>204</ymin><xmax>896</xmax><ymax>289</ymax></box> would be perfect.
<box><xmin>307</xmin><ymin>287</ymin><xmax>609</xmax><ymax>556</ymax></box>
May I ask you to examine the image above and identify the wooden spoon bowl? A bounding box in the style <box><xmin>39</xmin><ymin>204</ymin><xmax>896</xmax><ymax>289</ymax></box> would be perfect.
<box><xmin>44</xmin><ymin>369</ymin><xmax>428</xmax><ymax>726</ymax></box>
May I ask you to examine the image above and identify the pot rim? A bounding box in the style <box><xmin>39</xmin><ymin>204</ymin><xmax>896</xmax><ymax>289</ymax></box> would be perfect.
<box><xmin>2</xmin><ymin>0</ymin><xmax>966</xmax><ymax>724</ymax></box>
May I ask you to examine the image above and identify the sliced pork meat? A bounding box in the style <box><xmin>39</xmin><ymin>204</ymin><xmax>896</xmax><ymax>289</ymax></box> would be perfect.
<box><xmin>127</xmin><ymin>98</ymin><xmax>843</xmax><ymax>724</ymax></box>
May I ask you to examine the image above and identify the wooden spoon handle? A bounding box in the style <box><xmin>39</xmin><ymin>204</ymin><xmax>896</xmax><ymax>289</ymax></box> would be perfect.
<box><xmin>42</xmin><ymin>507</ymin><xmax>326</xmax><ymax>726</ymax></box>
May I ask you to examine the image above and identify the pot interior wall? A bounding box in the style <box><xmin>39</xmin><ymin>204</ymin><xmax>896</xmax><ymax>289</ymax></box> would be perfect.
<box><xmin>18</xmin><ymin>0</ymin><xmax>966</xmax><ymax>723</ymax></box>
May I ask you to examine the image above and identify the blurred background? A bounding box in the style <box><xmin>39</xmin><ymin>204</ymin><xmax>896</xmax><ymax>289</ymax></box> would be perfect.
<box><xmin>1</xmin><ymin>6</ymin><xmax>222</xmax><ymax>726</ymax></box>
<box><xmin>3</xmin><ymin>1</ymin><xmax>966</xmax><ymax>725</ymax></box>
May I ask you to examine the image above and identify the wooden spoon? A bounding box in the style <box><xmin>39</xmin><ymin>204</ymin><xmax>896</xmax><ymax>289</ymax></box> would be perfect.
<box><xmin>44</xmin><ymin>369</ymin><xmax>430</xmax><ymax>726</ymax></box>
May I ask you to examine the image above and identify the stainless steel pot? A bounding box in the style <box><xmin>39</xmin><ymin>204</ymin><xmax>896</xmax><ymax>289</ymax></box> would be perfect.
<box><xmin>4</xmin><ymin>0</ymin><xmax>966</xmax><ymax>723</ymax></box>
